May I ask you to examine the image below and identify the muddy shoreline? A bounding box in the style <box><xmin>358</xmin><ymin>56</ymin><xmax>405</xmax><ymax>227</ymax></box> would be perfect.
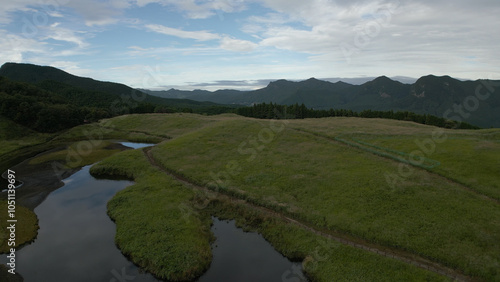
<box><xmin>1</xmin><ymin>142</ymin><xmax>131</xmax><ymax>210</ymax></box>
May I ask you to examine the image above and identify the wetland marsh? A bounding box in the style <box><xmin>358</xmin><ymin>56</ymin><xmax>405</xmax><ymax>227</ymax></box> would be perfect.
<box><xmin>2</xmin><ymin>113</ymin><xmax>499</xmax><ymax>281</ymax></box>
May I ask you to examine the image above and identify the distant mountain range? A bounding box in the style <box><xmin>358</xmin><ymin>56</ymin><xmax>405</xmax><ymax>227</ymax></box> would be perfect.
<box><xmin>142</xmin><ymin>76</ymin><xmax>500</xmax><ymax>128</ymax></box>
<box><xmin>1</xmin><ymin>62</ymin><xmax>498</xmax><ymax>128</ymax></box>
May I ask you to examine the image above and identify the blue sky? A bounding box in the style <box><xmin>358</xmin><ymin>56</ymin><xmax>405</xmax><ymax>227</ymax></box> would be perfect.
<box><xmin>1</xmin><ymin>0</ymin><xmax>499</xmax><ymax>90</ymax></box>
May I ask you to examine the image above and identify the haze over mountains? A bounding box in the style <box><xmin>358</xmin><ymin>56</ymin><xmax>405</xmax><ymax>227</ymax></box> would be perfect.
<box><xmin>1</xmin><ymin>62</ymin><xmax>499</xmax><ymax>128</ymax></box>
<box><xmin>143</xmin><ymin>75</ymin><xmax>500</xmax><ymax>128</ymax></box>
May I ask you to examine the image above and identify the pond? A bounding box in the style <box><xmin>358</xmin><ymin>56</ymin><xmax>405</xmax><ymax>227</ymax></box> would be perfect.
<box><xmin>2</xmin><ymin>142</ymin><xmax>307</xmax><ymax>281</ymax></box>
<box><xmin>120</xmin><ymin>142</ymin><xmax>155</xmax><ymax>149</ymax></box>
<box><xmin>199</xmin><ymin>218</ymin><xmax>307</xmax><ymax>282</ymax></box>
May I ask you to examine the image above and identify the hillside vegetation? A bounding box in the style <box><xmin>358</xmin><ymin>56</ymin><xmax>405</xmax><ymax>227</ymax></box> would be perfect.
<box><xmin>237</xmin><ymin>102</ymin><xmax>480</xmax><ymax>129</ymax></box>
<box><xmin>0</xmin><ymin>63</ymin><xmax>237</xmax><ymax>133</ymax></box>
<box><xmin>90</xmin><ymin>113</ymin><xmax>500</xmax><ymax>281</ymax></box>
<box><xmin>145</xmin><ymin>75</ymin><xmax>500</xmax><ymax>128</ymax></box>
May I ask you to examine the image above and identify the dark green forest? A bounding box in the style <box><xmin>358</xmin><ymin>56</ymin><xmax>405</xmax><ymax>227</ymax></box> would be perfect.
<box><xmin>236</xmin><ymin>102</ymin><xmax>480</xmax><ymax>129</ymax></box>
<box><xmin>1</xmin><ymin>74</ymin><xmax>479</xmax><ymax>134</ymax></box>
<box><xmin>0</xmin><ymin>76</ymin><xmax>234</xmax><ymax>133</ymax></box>
<box><xmin>0</xmin><ymin>63</ymin><xmax>485</xmax><ymax>133</ymax></box>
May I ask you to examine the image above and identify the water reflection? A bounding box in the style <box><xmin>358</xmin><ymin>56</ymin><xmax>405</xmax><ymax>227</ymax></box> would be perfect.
<box><xmin>198</xmin><ymin>218</ymin><xmax>307</xmax><ymax>282</ymax></box>
<box><xmin>6</xmin><ymin>166</ymin><xmax>159</xmax><ymax>282</ymax></box>
<box><xmin>120</xmin><ymin>142</ymin><xmax>155</xmax><ymax>149</ymax></box>
<box><xmin>2</xmin><ymin>141</ymin><xmax>306</xmax><ymax>282</ymax></box>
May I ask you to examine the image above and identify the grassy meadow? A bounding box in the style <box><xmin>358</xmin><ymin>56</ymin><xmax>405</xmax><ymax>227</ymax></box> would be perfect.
<box><xmin>1</xmin><ymin>112</ymin><xmax>499</xmax><ymax>281</ymax></box>
<box><xmin>0</xmin><ymin>201</ymin><xmax>38</xmax><ymax>253</ymax></box>
<box><xmin>95</xmin><ymin>113</ymin><xmax>240</xmax><ymax>139</ymax></box>
<box><xmin>206</xmin><ymin>198</ymin><xmax>447</xmax><ymax>281</ymax></box>
<box><xmin>27</xmin><ymin>140</ymin><xmax>124</xmax><ymax>169</ymax></box>
<box><xmin>90</xmin><ymin>145</ymin><xmax>448</xmax><ymax>281</ymax></box>
<box><xmin>0</xmin><ymin>115</ymin><xmax>164</xmax><ymax>174</ymax></box>
<box><xmin>288</xmin><ymin>117</ymin><xmax>500</xmax><ymax>200</ymax></box>
<box><xmin>86</xmin><ymin>113</ymin><xmax>498</xmax><ymax>281</ymax></box>
<box><xmin>347</xmin><ymin>133</ymin><xmax>500</xmax><ymax>200</ymax></box>
<box><xmin>147</xmin><ymin>116</ymin><xmax>500</xmax><ymax>280</ymax></box>
<box><xmin>0</xmin><ymin>116</ymin><xmax>54</xmax><ymax>173</ymax></box>
<box><xmin>0</xmin><ymin>117</ymin><xmax>50</xmax><ymax>157</ymax></box>
<box><xmin>90</xmin><ymin>149</ymin><xmax>213</xmax><ymax>281</ymax></box>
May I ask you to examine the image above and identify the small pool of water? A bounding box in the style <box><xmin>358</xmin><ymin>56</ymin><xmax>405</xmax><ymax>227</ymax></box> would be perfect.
<box><xmin>120</xmin><ymin>142</ymin><xmax>155</xmax><ymax>149</ymax></box>
<box><xmin>198</xmin><ymin>218</ymin><xmax>308</xmax><ymax>282</ymax></box>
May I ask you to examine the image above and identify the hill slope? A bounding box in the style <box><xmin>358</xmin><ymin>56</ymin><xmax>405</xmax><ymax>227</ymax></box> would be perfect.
<box><xmin>90</xmin><ymin>113</ymin><xmax>500</xmax><ymax>281</ymax></box>
<box><xmin>0</xmin><ymin>62</ymin><xmax>236</xmax><ymax>111</ymax></box>
<box><xmin>0</xmin><ymin>63</ymin><xmax>238</xmax><ymax>132</ymax></box>
<box><xmin>145</xmin><ymin>76</ymin><xmax>500</xmax><ymax>128</ymax></box>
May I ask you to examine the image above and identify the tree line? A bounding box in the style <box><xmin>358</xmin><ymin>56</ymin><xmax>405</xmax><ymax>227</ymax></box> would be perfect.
<box><xmin>0</xmin><ymin>77</ymin><xmax>235</xmax><ymax>133</ymax></box>
<box><xmin>236</xmin><ymin>102</ymin><xmax>480</xmax><ymax>129</ymax></box>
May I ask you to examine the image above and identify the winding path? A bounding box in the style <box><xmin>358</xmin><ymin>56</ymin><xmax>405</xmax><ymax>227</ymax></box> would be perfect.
<box><xmin>292</xmin><ymin>127</ymin><xmax>500</xmax><ymax>205</ymax></box>
<box><xmin>143</xmin><ymin>147</ymin><xmax>472</xmax><ymax>281</ymax></box>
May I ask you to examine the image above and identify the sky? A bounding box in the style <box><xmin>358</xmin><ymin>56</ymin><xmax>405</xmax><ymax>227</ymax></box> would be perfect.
<box><xmin>0</xmin><ymin>0</ymin><xmax>499</xmax><ymax>91</ymax></box>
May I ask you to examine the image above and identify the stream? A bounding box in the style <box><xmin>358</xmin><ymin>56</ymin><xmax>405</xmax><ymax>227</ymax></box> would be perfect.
<box><xmin>2</xmin><ymin>142</ymin><xmax>306</xmax><ymax>281</ymax></box>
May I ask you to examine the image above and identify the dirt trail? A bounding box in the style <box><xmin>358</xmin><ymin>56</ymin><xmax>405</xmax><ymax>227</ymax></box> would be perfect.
<box><xmin>143</xmin><ymin>147</ymin><xmax>472</xmax><ymax>281</ymax></box>
<box><xmin>292</xmin><ymin>127</ymin><xmax>499</xmax><ymax>205</ymax></box>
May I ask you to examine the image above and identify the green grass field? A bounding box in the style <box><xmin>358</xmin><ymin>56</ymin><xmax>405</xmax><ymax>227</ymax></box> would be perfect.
<box><xmin>86</xmin><ymin>113</ymin><xmax>498</xmax><ymax>281</ymax></box>
<box><xmin>343</xmin><ymin>133</ymin><xmax>500</xmax><ymax>200</ymax></box>
<box><xmin>0</xmin><ymin>116</ymin><xmax>55</xmax><ymax>173</ymax></box>
<box><xmin>0</xmin><ymin>201</ymin><xmax>38</xmax><ymax>253</ymax></box>
<box><xmin>2</xmin><ymin>113</ymin><xmax>499</xmax><ymax>281</ymax></box>
<box><xmin>207</xmin><ymin>197</ymin><xmax>449</xmax><ymax>281</ymax></box>
<box><xmin>148</xmin><ymin>116</ymin><xmax>500</xmax><ymax>280</ymax></box>
<box><xmin>96</xmin><ymin>113</ymin><xmax>239</xmax><ymax>139</ymax></box>
<box><xmin>27</xmin><ymin>140</ymin><xmax>133</xmax><ymax>169</ymax></box>
<box><xmin>90</xmin><ymin>149</ymin><xmax>213</xmax><ymax>281</ymax></box>
<box><xmin>91</xmin><ymin>148</ymin><xmax>448</xmax><ymax>281</ymax></box>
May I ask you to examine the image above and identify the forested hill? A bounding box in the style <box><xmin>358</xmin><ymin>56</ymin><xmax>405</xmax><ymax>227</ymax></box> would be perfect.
<box><xmin>0</xmin><ymin>62</ymin><xmax>233</xmax><ymax>109</ymax></box>
<box><xmin>236</xmin><ymin>102</ymin><xmax>480</xmax><ymax>129</ymax></box>
<box><xmin>0</xmin><ymin>62</ymin><xmax>135</xmax><ymax>97</ymax></box>
<box><xmin>145</xmin><ymin>76</ymin><xmax>500</xmax><ymax>128</ymax></box>
<box><xmin>0</xmin><ymin>76</ymin><xmax>84</xmax><ymax>132</ymax></box>
<box><xmin>0</xmin><ymin>63</ymin><xmax>236</xmax><ymax>132</ymax></box>
<box><xmin>2</xmin><ymin>62</ymin><xmax>499</xmax><ymax>130</ymax></box>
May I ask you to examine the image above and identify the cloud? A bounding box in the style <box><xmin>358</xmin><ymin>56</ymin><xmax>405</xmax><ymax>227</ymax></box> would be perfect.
<box><xmin>0</xmin><ymin>1</ymin><xmax>39</xmax><ymax>24</ymax></box>
<box><xmin>66</xmin><ymin>0</ymin><xmax>127</xmax><ymax>26</ymax></box>
<box><xmin>190</xmin><ymin>79</ymin><xmax>272</xmax><ymax>88</ymax></box>
<box><xmin>220</xmin><ymin>36</ymin><xmax>258</xmax><ymax>52</ymax></box>
<box><xmin>243</xmin><ymin>0</ymin><xmax>500</xmax><ymax>77</ymax></box>
<box><xmin>2</xmin><ymin>0</ymin><xmax>499</xmax><ymax>90</ymax></box>
<box><xmin>259</xmin><ymin>27</ymin><xmax>332</xmax><ymax>54</ymax></box>
<box><xmin>145</xmin><ymin>24</ymin><xmax>220</xmax><ymax>41</ymax></box>
<box><xmin>128</xmin><ymin>46</ymin><xmax>149</xmax><ymax>51</ymax></box>
<box><xmin>145</xmin><ymin>24</ymin><xmax>258</xmax><ymax>53</ymax></box>
<box><xmin>47</xmin><ymin>11</ymin><xmax>64</xmax><ymax>18</ymax></box>
<box><xmin>249</xmin><ymin>1</ymin><xmax>401</xmax><ymax>52</ymax></box>
<box><xmin>0</xmin><ymin>0</ymin><xmax>127</xmax><ymax>26</ymax></box>
<box><xmin>0</xmin><ymin>29</ymin><xmax>47</xmax><ymax>64</ymax></box>
<box><xmin>132</xmin><ymin>0</ymin><xmax>246</xmax><ymax>19</ymax></box>
<box><xmin>185</xmin><ymin>79</ymin><xmax>274</xmax><ymax>91</ymax></box>
<box><xmin>43</xmin><ymin>23</ymin><xmax>89</xmax><ymax>48</ymax></box>
<box><xmin>48</xmin><ymin>61</ymin><xmax>93</xmax><ymax>75</ymax></box>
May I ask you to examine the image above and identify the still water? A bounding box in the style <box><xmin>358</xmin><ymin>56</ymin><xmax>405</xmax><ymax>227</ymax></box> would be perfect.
<box><xmin>199</xmin><ymin>218</ymin><xmax>307</xmax><ymax>282</ymax></box>
<box><xmin>9</xmin><ymin>165</ymin><xmax>160</xmax><ymax>281</ymax></box>
<box><xmin>120</xmin><ymin>142</ymin><xmax>155</xmax><ymax>149</ymax></box>
<box><xmin>3</xmin><ymin>143</ymin><xmax>306</xmax><ymax>281</ymax></box>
